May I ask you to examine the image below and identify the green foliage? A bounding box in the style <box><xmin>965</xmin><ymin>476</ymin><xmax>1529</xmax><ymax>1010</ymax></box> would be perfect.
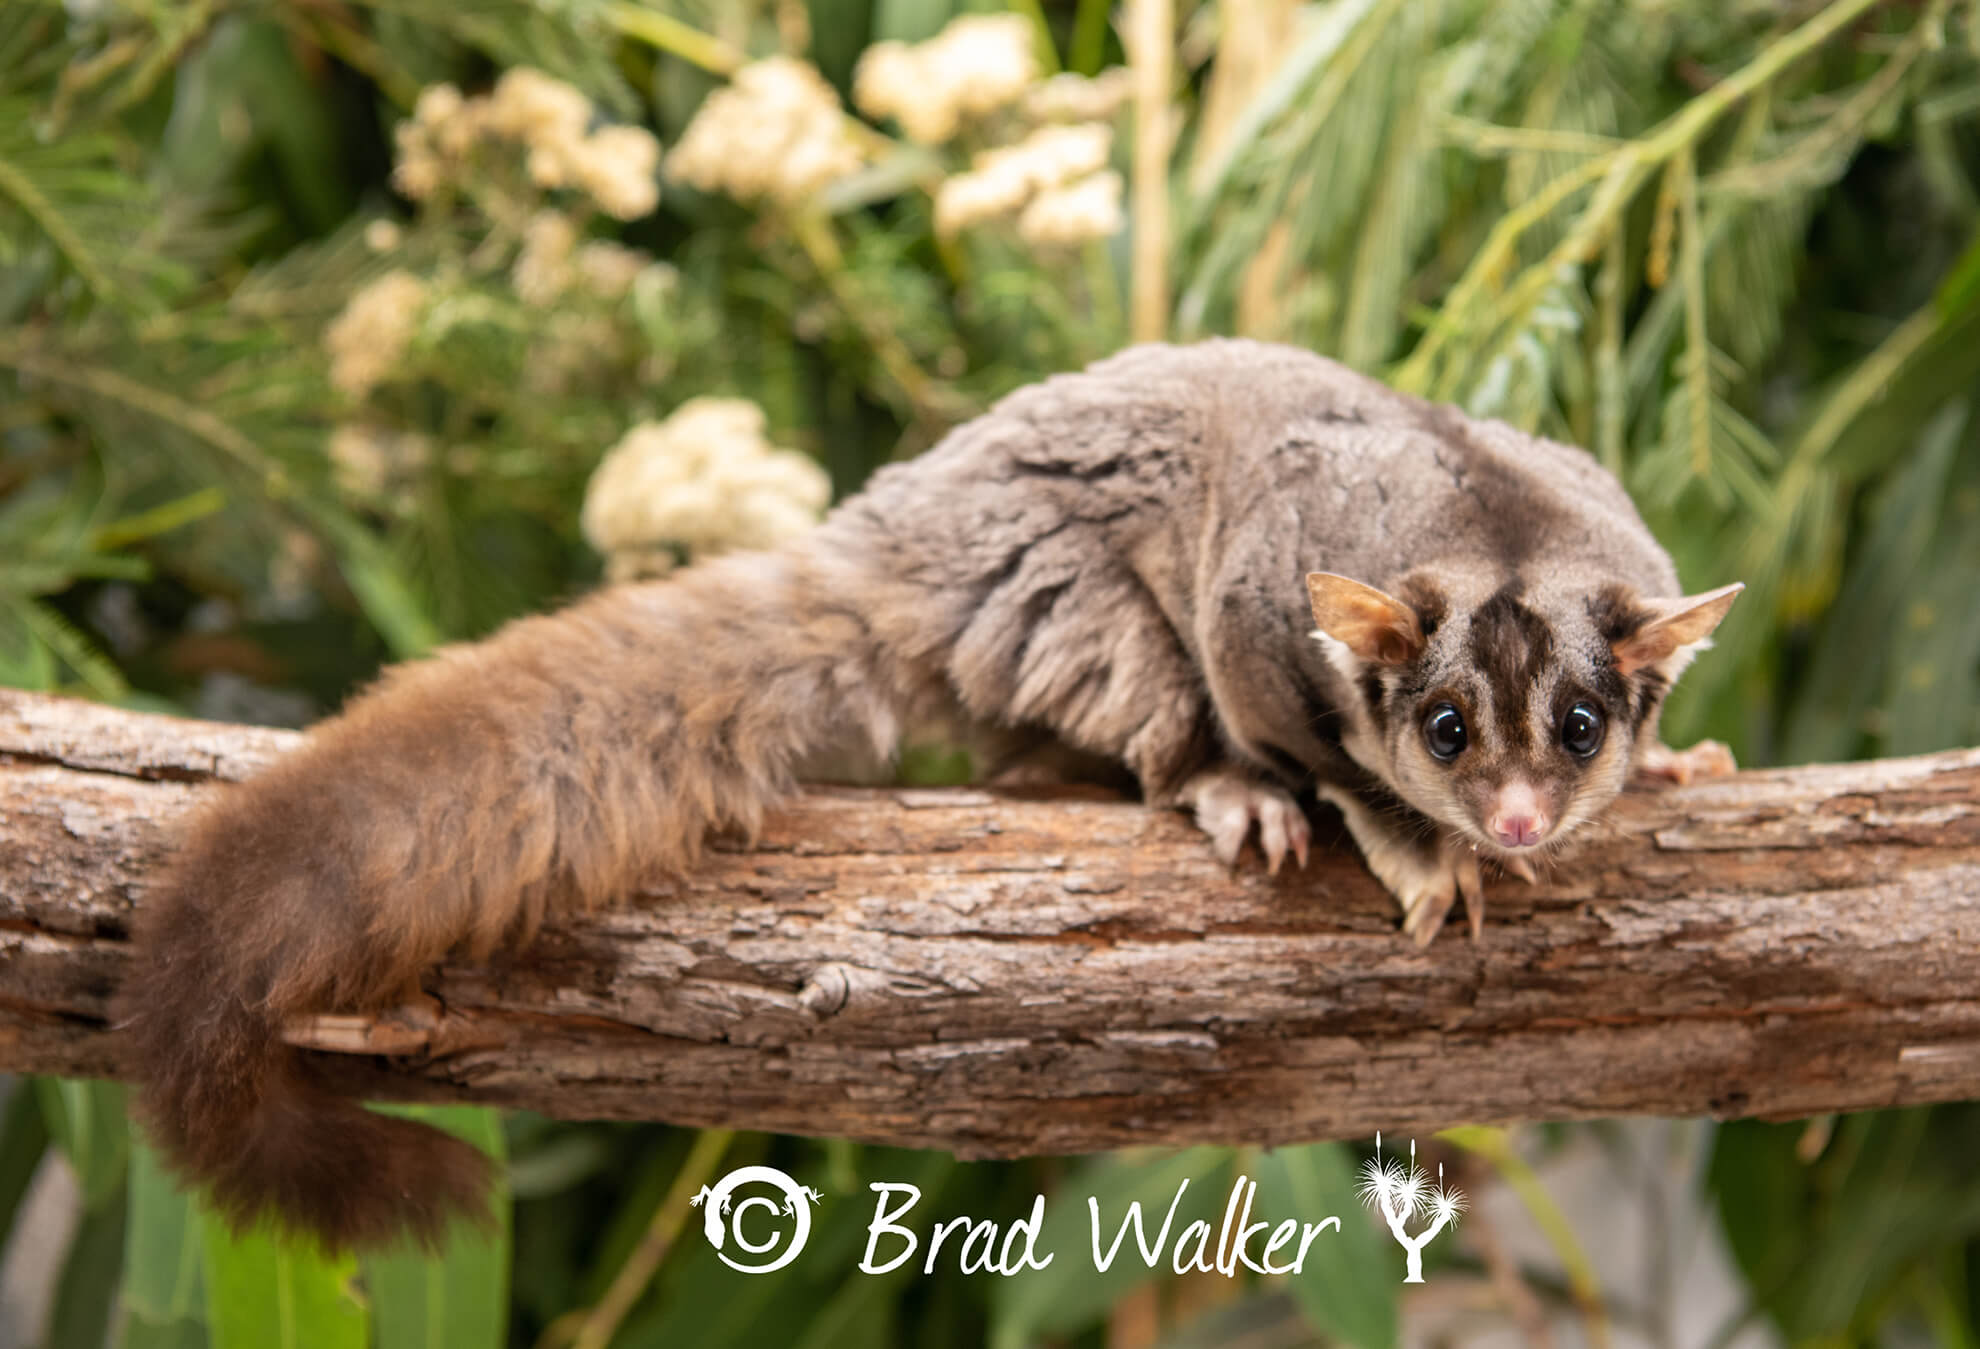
<box><xmin>3</xmin><ymin>0</ymin><xmax>1979</xmax><ymax>1343</ymax></box>
<box><xmin>990</xmin><ymin>1148</ymin><xmax>1233</xmax><ymax>1347</ymax></box>
<box><xmin>201</xmin><ymin>1221</ymin><xmax>368</xmax><ymax>1349</ymax></box>
<box><xmin>49</xmin><ymin>1191</ymin><xmax>128</xmax><ymax>1349</ymax></box>
<box><xmin>0</xmin><ymin>1090</ymin><xmax>511</xmax><ymax>1349</ymax></box>
<box><xmin>1254</xmin><ymin>1144</ymin><xmax>1396</xmax><ymax>1348</ymax></box>
<box><xmin>1712</xmin><ymin>1110</ymin><xmax>1980</xmax><ymax>1340</ymax></box>
<box><xmin>37</xmin><ymin>1079</ymin><xmax>130</xmax><ymax>1211</ymax></box>
<box><xmin>364</xmin><ymin>1108</ymin><xmax>511</xmax><ymax>1349</ymax></box>
<box><xmin>123</xmin><ymin>1144</ymin><xmax>206</xmax><ymax>1349</ymax></box>
<box><xmin>35</xmin><ymin>1081</ymin><xmax>132</xmax><ymax>1349</ymax></box>
<box><xmin>0</xmin><ymin>1086</ymin><xmax>51</xmax><ymax>1255</ymax></box>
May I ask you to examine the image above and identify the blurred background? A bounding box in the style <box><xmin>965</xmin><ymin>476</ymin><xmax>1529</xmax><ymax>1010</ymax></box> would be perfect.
<box><xmin>4</xmin><ymin>0</ymin><xmax>1980</xmax><ymax>1344</ymax></box>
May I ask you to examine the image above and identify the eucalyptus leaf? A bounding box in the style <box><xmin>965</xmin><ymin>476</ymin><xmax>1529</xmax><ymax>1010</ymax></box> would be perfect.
<box><xmin>0</xmin><ymin>1081</ymin><xmax>49</xmax><ymax>1255</ymax></box>
<box><xmin>35</xmin><ymin>1078</ymin><xmax>129</xmax><ymax>1212</ymax></box>
<box><xmin>122</xmin><ymin>1142</ymin><xmax>207</xmax><ymax>1349</ymax></box>
<box><xmin>1713</xmin><ymin>1110</ymin><xmax>1980</xmax><ymax>1341</ymax></box>
<box><xmin>1254</xmin><ymin>1144</ymin><xmax>1396</xmax><ymax>1349</ymax></box>
<box><xmin>202</xmin><ymin>1220</ymin><xmax>368</xmax><ymax>1349</ymax></box>
<box><xmin>1881</xmin><ymin>427</ymin><xmax>1980</xmax><ymax>756</ymax></box>
<box><xmin>44</xmin><ymin>1189</ymin><xmax>127</xmax><ymax>1349</ymax></box>
<box><xmin>363</xmin><ymin>1106</ymin><xmax>509</xmax><ymax>1349</ymax></box>
<box><xmin>1779</xmin><ymin>402</ymin><xmax>1966</xmax><ymax>762</ymax></box>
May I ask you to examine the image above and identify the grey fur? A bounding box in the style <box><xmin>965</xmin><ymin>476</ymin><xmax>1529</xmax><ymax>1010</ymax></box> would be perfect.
<box><xmin>799</xmin><ymin>339</ymin><xmax>1730</xmax><ymax>939</ymax></box>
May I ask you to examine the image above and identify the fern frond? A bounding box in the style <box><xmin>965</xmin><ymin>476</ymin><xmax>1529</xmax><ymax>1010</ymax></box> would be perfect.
<box><xmin>0</xmin><ymin>334</ymin><xmax>441</xmax><ymax>657</ymax></box>
<box><xmin>0</xmin><ymin>112</ymin><xmax>123</xmax><ymax>303</ymax></box>
<box><xmin>1336</xmin><ymin>0</ymin><xmax>1462</xmax><ymax>367</ymax></box>
<box><xmin>357</xmin><ymin>0</ymin><xmax>641</xmax><ymax>113</ymax></box>
<box><xmin>1175</xmin><ymin>0</ymin><xmax>1409</xmax><ymax>336</ymax></box>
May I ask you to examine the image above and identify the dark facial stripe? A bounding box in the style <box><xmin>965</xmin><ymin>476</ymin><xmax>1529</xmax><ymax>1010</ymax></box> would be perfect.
<box><xmin>1630</xmin><ymin>667</ymin><xmax>1669</xmax><ymax>734</ymax></box>
<box><xmin>1397</xmin><ymin>576</ymin><xmax>1448</xmax><ymax>638</ymax></box>
<box><xmin>1467</xmin><ymin>584</ymin><xmax>1555</xmax><ymax>748</ymax></box>
<box><xmin>1360</xmin><ymin>670</ymin><xmax>1387</xmax><ymax>733</ymax></box>
<box><xmin>1584</xmin><ymin>583</ymin><xmax>1652</xmax><ymax>719</ymax></box>
<box><xmin>1587</xmin><ymin>583</ymin><xmax>1647</xmax><ymax>646</ymax></box>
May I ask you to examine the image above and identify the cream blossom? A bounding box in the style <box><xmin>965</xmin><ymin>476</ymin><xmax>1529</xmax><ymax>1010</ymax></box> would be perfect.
<box><xmin>853</xmin><ymin>14</ymin><xmax>1036</xmax><ymax>144</ymax></box>
<box><xmin>666</xmin><ymin>57</ymin><xmax>864</xmax><ymax>207</ymax></box>
<box><xmin>581</xmin><ymin>398</ymin><xmax>832</xmax><ymax>580</ymax></box>
<box><xmin>484</xmin><ymin>67</ymin><xmax>591</xmax><ymax>150</ymax></box>
<box><xmin>512</xmin><ymin>211</ymin><xmax>578</xmax><ymax>305</ymax></box>
<box><xmin>933</xmin><ymin>123</ymin><xmax>1113</xmax><ymax>236</ymax></box>
<box><xmin>391</xmin><ymin>68</ymin><xmax>661</xmax><ymax>219</ymax></box>
<box><xmin>390</xmin><ymin>82</ymin><xmax>487</xmax><ymax>199</ymax></box>
<box><xmin>1024</xmin><ymin>68</ymin><xmax>1131</xmax><ymax>122</ymax></box>
<box><xmin>324</xmin><ymin>271</ymin><xmax>427</xmax><ymax>398</ymax></box>
<box><xmin>933</xmin><ymin>166</ymin><xmax>1032</xmax><ymax>236</ymax></box>
<box><xmin>563</xmin><ymin>124</ymin><xmax>663</xmax><ymax>219</ymax></box>
<box><xmin>1017</xmin><ymin>169</ymin><xmax>1124</xmax><ymax>247</ymax></box>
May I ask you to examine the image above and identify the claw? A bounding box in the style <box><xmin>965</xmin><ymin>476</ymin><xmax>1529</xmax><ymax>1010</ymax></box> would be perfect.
<box><xmin>1184</xmin><ymin>770</ymin><xmax>1310</xmax><ymax>876</ymax></box>
<box><xmin>1392</xmin><ymin>843</ymin><xmax>1491</xmax><ymax>945</ymax></box>
<box><xmin>1320</xmin><ymin>786</ymin><xmax>1495</xmax><ymax>944</ymax></box>
<box><xmin>1260</xmin><ymin>806</ymin><xmax>1289</xmax><ymax>876</ymax></box>
<box><xmin>1268</xmin><ymin>807</ymin><xmax>1312</xmax><ymax>875</ymax></box>
<box><xmin>1456</xmin><ymin>850</ymin><xmax>1485</xmax><ymax>941</ymax></box>
<box><xmin>1500</xmin><ymin>853</ymin><xmax>1538</xmax><ymax>885</ymax></box>
<box><xmin>1402</xmin><ymin>878</ymin><xmax>1457</xmax><ymax>947</ymax></box>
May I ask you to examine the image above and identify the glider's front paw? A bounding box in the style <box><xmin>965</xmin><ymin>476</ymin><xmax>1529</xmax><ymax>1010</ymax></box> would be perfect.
<box><xmin>1318</xmin><ymin>786</ymin><xmax>1490</xmax><ymax>943</ymax></box>
<box><xmin>1636</xmin><ymin>738</ymin><xmax>1737</xmax><ymax>786</ymax></box>
<box><xmin>1184</xmin><ymin>769</ymin><xmax>1311</xmax><ymax>875</ymax></box>
<box><xmin>1391</xmin><ymin>843</ymin><xmax>1486</xmax><ymax>947</ymax></box>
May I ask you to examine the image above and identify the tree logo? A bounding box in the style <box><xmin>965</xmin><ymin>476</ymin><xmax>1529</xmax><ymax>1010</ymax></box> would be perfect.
<box><xmin>1358</xmin><ymin>1134</ymin><xmax>1465</xmax><ymax>1283</ymax></box>
<box><xmin>691</xmin><ymin>1165</ymin><xmax>825</xmax><ymax>1273</ymax></box>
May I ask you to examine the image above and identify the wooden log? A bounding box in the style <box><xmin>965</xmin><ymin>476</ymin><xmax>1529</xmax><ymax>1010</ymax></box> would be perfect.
<box><xmin>3</xmin><ymin>688</ymin><xmax>1978</xmax><ymax>1156</ymax></box>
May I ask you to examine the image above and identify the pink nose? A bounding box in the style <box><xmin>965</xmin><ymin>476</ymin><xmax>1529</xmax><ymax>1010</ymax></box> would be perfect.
<box><xmin>1486</xmin><ymin>780</ymin><xmax>1550</xmax><ymax>848</ymax></box>
<box><xmin>1491</xmin><ymin>815</ymin><xmax>1547</xmax><ymax>847</ymax></box>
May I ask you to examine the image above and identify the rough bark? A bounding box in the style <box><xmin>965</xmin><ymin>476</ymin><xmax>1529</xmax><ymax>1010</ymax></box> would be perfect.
<box><xmin>4</xmin><ymin>687</ymin><xmax>1979</xmax><ymax>1156</ymax></box>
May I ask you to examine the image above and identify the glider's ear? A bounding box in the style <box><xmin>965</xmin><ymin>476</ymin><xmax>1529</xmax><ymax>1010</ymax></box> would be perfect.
<box><xmin>1306</xmin><ymin>573</ymin><xmax>1425</xmax><ymax>666</ymax></box>
<box><xmin>1611</xmin><ymin>582</ymin><xmax>1744</xmax><ymax>677</ymax></box>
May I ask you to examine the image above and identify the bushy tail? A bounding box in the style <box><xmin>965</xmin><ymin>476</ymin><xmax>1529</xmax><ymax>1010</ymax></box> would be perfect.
<box><xmin>118</xmin><ymin>542</ymin><xmax>913</xmax><ymax>1249</ymax></box>
<box><xmin>120</xmin><ymin>928</ymin><xmax>495</xmax><ymax>1248</ymax></box>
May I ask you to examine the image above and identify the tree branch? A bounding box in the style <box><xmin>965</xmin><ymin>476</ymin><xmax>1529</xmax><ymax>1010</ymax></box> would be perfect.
<box><xmin>4</xmin><ymin>688</ymin><xmax>1979</xmax><ymax>1155</ymax></box>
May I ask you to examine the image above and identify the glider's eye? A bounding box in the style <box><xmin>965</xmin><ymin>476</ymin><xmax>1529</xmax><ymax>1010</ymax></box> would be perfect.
<box><xmin>1423</xmin><ymin>704</ymin><xmax>1467</xmax><ymax>762</ymax></box>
